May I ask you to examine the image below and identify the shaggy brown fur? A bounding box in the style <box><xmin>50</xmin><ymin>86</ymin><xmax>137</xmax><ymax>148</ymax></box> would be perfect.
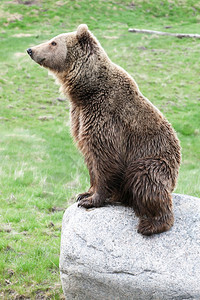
<box><xmin>27</xmin><ymin>24</ymin><xmax>181</xmax><ymax>235</ymax></box>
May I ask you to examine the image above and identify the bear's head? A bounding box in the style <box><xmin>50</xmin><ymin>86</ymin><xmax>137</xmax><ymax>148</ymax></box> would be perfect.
<box><xmin>27</xmin><ymin>24</ymin><xmax>101</xmax><ymax>73</ymax></box>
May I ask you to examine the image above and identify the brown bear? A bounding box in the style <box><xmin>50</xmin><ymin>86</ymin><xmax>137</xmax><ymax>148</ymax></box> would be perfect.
<box><xmin>27</xmin><ymin>24</ymin><xmax>181</xmax><ymax>236</ymax></box>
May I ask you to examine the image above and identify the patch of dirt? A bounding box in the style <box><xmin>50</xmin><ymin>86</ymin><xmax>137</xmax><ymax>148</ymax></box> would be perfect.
<box><xmin>14</xmin><ymin>296</ymin><xmax>28</xmax><ymax>300</ymax></box>
<box><xmin>57</xmin><ymin>97</ymin><xmax>66</xmax><ymax>102</ymax></box>
<box><xmin>55</xmin><ymin>1</ymin><xmax>66</xmax><ymax>6</ymax></box>
<box><xmin>127</xmin><ymin>2</ymin><xmax>136</xmax><ymax>10</ymax></box>
<box><xmin>103</xmin><ymin>35</ymin><xmax>119</xmax><ymax>39</ymax></box>
<box><xmin>1</xmin><ymin>11</ymin><xmax>23</xmax><ymax>26</ymax></box>
<box><xmin>138</xmin><ymin>46</ymin><xmax>147</xmax><ymax>51</ymax></box>
<box><xmin>14</xmin><ymin>52</ymin><xmax>26</xmax><ymax>57</ymax></box>
<box><xmin>5</xmin><ymin>245</ymin><xmax>15</xmax><ymax>252</ymax></box>
<box><xmin>38</xmin><ymin>115</ymin><xmax>54</xmax><ymax>121</ymax></box>
<box><xmin>12</xmin><ymin>33</ymin><xmax>33</xmax><ymax>37</ymax></box>
<box><xmin>47</xmin><ymin>222</ymin><xmax>55</xmax><ymax>228</ymax></box>
<box><xmin>6</xmin><ymin>0</ymin><xmax>41</xmax><ymax>6</ymax></box>
<box><xmin>17</xmin><ymin>0</ymin><xmax>41</xmax><ymax>6</ymax></box>
<box><xmin>1</xmin><ymin>285</ymin><xmax>64</xmax><ymax>299</ymax></box>
<box><xmin>0</xmin><ymin>117</ymin><xmax>9</xmax><ymax>121</ymax></box>
<box><xmin>0</xmin><ymin>224</ymin><xmax>12</xmax><ymax>233</ymax></box>
<box><xmin>7</xmin><ymin>269</ymin><xmax>15</xmax><ymax>277</ymax></box>
<box><xmin>5</xmin><ymin>279</ymin><xmax>12</xmax><ymax>285</ymax></box>
<box><xmin>3</xmin><ymin>289</ymin><xmax>29</xmax><ymax>299</ymax></box>
<box><xmin>49</xmin><ymin>206</ymin><xmax>65</xmax><ymax>213</ymax></box>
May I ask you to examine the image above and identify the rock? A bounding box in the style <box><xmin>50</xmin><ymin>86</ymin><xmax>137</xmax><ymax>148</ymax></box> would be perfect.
<box><xmin>60</xmin><ymin>194</ymin><xmax>200</xmax><ymax>300</ymax></box>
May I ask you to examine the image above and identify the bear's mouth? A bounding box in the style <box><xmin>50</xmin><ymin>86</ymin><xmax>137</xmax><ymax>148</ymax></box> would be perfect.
<box><xmin>39</xmin><ymin>58</ymin><xmax>45</xmax><ymax>65</ymax></box>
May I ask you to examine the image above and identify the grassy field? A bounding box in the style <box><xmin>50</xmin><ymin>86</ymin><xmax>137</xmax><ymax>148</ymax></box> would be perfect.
<box><xmin>0</xmin><ymin>0</ymin><xmax>199</xmax><ymax>298</ymax></box>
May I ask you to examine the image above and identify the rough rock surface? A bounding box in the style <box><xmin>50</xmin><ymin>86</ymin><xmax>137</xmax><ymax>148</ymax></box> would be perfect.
<box><xmin>60</xmin><ymin>194</ymin><xmax>200</xmax><ymax>300</ymax></box>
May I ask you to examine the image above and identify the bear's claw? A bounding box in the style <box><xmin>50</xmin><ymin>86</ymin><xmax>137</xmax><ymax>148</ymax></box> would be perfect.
<box><xmin>77</xmin><ymin>192</ymin><xmax>91</xmax><ymax>202</ymax></box>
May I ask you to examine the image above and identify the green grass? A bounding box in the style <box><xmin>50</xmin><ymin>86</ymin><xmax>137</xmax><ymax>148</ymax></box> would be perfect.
<box><xmin>0</xmin><ymin>0</ymin><xmax>199</xmax><ymax>298</ymax></box>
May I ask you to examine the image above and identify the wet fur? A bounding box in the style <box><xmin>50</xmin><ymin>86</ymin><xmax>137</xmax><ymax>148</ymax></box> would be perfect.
<box><xmin>29</xmin><ymin>25</ymin><xmax>181</xmax><ymax>235</ymax></box>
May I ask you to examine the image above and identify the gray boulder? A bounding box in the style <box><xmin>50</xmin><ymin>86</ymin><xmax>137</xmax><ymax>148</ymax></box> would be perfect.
<box><xmin>60</xmin><ymin>194</ymin><xmax>200</xmax><ymax>300</ymax></box>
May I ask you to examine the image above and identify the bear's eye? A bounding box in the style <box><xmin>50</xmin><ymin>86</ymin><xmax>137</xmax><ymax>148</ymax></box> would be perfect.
<box><xmin>51</xmin><ymin>41</ymin><xmax>57</xmax><ymax>46</ymax></box>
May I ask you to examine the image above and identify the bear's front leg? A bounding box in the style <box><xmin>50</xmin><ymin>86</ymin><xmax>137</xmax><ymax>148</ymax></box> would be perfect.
<box><xmin>77</xmin><ymin>162</ymin><xmax>96</xmax><ymax>202</ymax></box>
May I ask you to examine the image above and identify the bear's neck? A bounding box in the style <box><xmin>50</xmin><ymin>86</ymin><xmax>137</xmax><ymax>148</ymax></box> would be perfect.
<box><xmin>58</xmin><ymin>56</ymin><xmax>109</xmax><ymax>106</ymax></box>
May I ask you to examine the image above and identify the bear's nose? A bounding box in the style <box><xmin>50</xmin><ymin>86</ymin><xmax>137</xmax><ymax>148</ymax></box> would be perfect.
<box><xmin>27</xmin><ymin>48</ymin><xmax>32</xmax><ymax>57</ymax></box>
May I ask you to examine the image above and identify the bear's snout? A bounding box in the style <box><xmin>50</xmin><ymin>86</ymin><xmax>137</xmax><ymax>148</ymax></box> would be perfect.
<box><xmin>27</xmin><ymin>48</ymin><xmax>32</xmax><ymax>57</ymax></box>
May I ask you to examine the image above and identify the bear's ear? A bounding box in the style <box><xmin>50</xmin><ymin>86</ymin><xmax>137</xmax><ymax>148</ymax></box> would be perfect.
<box><xmin>76</xmin><ymin>24</ymin><xmax>89</xmax><ymax>41</ymax></box>
<box><xmin>76</xmin><ymin>24</ymin><xmax>97</xmax><ymax>53</ymax></box>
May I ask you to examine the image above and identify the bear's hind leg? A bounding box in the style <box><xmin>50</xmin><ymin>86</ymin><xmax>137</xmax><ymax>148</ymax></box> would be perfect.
<box><xmin>124</xmin><ymin>158</ymin><xmax>175</xmax><ymax>236</ymax></box>
<box><xmin>138</xmin><ymin>209</ymin><xmax>174</xmax><ymax>236</ymax></box>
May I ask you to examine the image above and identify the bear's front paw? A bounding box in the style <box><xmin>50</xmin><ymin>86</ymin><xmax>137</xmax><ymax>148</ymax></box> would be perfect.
<box><xmin>78</xmin><ymin>193</ymin><xmax>105</xmax><ymax>209</ymax></box>
<box><xmin>77</xmin><ymin>192</ymin><xmax>92</xmax><ymax>202</ymax></box>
